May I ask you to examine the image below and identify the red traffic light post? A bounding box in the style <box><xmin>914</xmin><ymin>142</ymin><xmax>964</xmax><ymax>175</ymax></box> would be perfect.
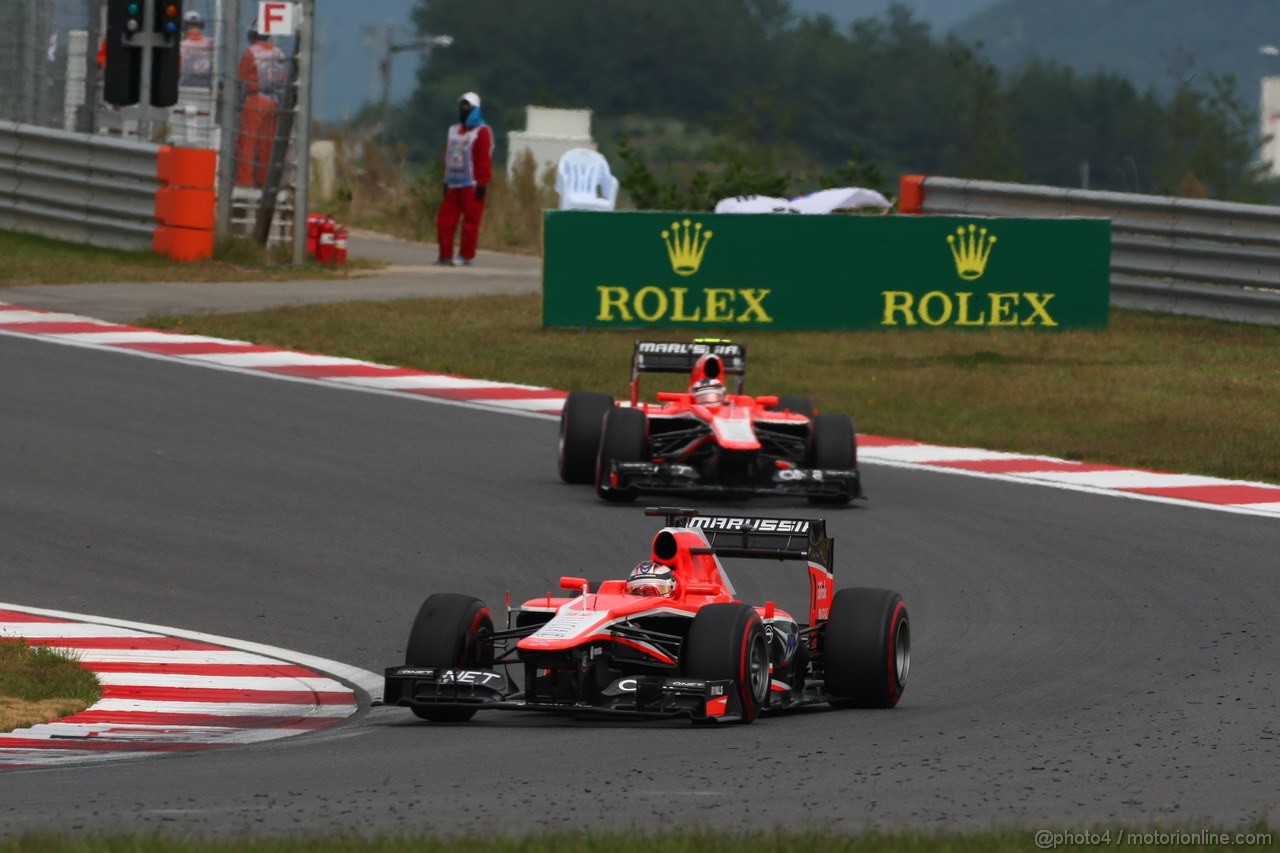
<box><xmin>104</xmin><ymin>0</ymin><xmax>184</xmax><ymax>132</ymax></box>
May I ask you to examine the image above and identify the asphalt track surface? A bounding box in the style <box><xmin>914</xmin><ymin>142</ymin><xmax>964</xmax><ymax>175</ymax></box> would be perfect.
<box><xmin>1</xmin><ymin>238</ymin><xmax>1278</xmax><ymax>838</ymax></box>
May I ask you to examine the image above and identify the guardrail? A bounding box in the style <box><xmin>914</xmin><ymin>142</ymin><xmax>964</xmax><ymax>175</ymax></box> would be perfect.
<box><xmin>901</xmin><ymin>176</ymin><xmax>1280</xmax><ymax>326</ymax></box>
<box><xmin>0</xmin><ymin>120</ymin><xmax>159</xmax><ymax>252</ymax></box>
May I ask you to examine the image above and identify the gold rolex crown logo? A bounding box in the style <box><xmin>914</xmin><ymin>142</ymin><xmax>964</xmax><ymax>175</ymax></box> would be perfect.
<box><xmin>947</xmin><ymin>223</ymin><xmax>997</xmax><ymax>281</ymax></box>
<box><xmin>661</xmin><ymin>219</ymin><xmax>713</xmax><ymax>276</ymax></box>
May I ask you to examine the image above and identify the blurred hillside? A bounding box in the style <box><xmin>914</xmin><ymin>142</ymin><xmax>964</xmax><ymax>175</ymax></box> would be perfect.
<box><xmin>309</xmin><ymin>0</ymin><xmax>996</xmax><ymax>121</ymax></box>
<box><xmin>263</xmin><ymin>0</ymin><xmax>1279</xmax><ymax>126</ymax></box>
<box><xmin>791</xmin><ymin>0</ymin><xmax>993</xmax><ymax>31</ymax></box>
<box><xmin>953</xmin><ymin>0</ymin><xmax>1279</xmax><ymax>110</ymax></box>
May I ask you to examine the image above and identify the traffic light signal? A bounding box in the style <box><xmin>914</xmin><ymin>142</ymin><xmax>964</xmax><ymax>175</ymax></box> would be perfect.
<box><xmin>155</xmin><ymin>1</ymin><xmax>183</xmax><ymax>35</ymax></box>
<box><xmin>103</xmin><ymin>0</ymin><xmax>144</xmax><ymax>105</ymax></box>
<box><xmin>102</xmin><ymin>0</ymin><xmax>184</xmax><ymax>107</ymax></box>
<box><xmin>151</xmin><ymin>1</ymin><xmax>184</xmax><ymax>107</ymax></box>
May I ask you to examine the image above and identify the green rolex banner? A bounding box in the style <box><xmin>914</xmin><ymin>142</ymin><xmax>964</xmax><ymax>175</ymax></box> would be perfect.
<box><xmin>541</xmin><ymin>211</ymin><xmax>1111</xmax><ymax>330</ymax></box>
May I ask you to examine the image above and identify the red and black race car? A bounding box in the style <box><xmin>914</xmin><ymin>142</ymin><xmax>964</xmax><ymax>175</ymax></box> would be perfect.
<box><xmin>382</xmin><ymin>508</ymin><xmax>910</xmax><ymax>724</ymax></box>
<box><xmin>558</xmin><ymin>340</ymin><xmax>862</xmax><ymax>503</ymax></box>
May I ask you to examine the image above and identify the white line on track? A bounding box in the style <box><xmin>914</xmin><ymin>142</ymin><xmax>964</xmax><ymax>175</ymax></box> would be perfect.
<box><xmin>0</xmin><ymin>601</ymin><xmax>383</xmax><ymax>768</ymax></box>
<box><xmin>0</xmin><ymin>601</ymin><xmax>383</xmax><ymax>696</ymax></box>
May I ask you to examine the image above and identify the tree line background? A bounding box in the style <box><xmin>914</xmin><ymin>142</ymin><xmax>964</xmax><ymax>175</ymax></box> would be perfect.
<box><xmin>376</xmin><ymin>0</ymin><xmax>1273</xmax><ymax>208</ymax></box>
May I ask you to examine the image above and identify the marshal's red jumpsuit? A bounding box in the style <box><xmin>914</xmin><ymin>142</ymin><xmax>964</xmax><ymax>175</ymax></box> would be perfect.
<box><xmin>235</xmin><ymin>39</ymin><xmax>286</xmax><ymax>188</ymax></box>
<box><xmin>436</xmin><ymin>121</ymin><xmax>494</xmax><ymax>263</ymax></box>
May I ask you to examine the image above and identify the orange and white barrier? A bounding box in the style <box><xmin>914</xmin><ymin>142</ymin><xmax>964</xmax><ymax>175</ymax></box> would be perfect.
<box><xmin>152</xmin><ymin>145</ymin><xmax>216</xmax><ymax>261</ymax></box>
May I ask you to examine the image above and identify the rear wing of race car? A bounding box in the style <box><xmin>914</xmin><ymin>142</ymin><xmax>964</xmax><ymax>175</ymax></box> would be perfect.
<box><xmin>647</xmin><ymin>507</ymin><xmax>835</xmax><ymax>627</ymax></box>
<box><xmin>630</xmin><ymin>339</ymin><xmax>747</xmax><ymax>403</ymax></box>
<box><xmin>645</xmin><ymin>507</ymin><xmax>832</xmax><ymax>573</ymax></box>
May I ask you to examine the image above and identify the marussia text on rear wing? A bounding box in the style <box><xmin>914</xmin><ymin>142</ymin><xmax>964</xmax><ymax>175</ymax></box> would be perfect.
<box><xmin>647</xmin><ymin>507</ymin><xmax>833</xmax><ymax>572</ymax></box>
<box><xmin>632</xmin><ymin>340</ymin><xmax>747</xmax><ymax>377</ymax></box>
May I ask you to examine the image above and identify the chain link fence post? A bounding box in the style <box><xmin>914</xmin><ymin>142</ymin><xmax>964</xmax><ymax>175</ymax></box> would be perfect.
<box><xmin>291</xmin><ymin>0</ymin><xmax>313</xmax><ymax>265</ymax></box>
<box><xmin>213</xmin><ymin>0</ymin><xmax>242</xmax><ymax>242</ymax></box>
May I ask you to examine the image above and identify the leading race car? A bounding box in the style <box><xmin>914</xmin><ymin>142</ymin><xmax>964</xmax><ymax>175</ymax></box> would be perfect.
<box><xmin>558</xmin><ymin>340</ymin><xmax>863</xmax><ymax>503</ymax></box>
<box><xmin>382</xmin><ymin>507</ymin><xmax>910</xmax><ymax>725</ymax></box>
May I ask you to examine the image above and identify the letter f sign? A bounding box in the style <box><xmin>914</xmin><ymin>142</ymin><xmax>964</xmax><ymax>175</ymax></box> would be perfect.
<box><xmin>258</xmin><ymin>1</ymin><xmax>294</xmax><ymax>36</ymax></box>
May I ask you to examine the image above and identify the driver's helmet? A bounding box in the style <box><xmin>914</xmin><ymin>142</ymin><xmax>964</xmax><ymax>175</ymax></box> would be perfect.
<box><xmin>627</xmin><ymin>561</ymin><xmax>677</xmax><ymax>597</ymax></box>
<box><xmin>692</xmin><ymin>378</ymin><xmax>726</xmax><ymax>406</ymax></box>
<box><xmin>183</xmin><ymin>10</ymin><xmax>204</xmax><ymax>28</ymax></box>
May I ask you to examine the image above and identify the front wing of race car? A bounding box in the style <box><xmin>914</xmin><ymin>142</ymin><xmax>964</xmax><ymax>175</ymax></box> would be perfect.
<box><xmin>383</xmin><ymin>666</ymin><xmax>748</xmax><ymax>721</ymax></box>
<box><xmin>607</xmin><ymin>460</ymin><xmax>862</xmax><ymax>500</ymax></box>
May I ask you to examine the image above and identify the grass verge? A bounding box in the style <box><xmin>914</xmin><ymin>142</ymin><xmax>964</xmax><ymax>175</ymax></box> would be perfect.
<box><xmin>140</xmin><ymin>295</ymin><xmax>1280</xmax><ymax>485</ymax></box>
<box><xmin>0</xmin><ymin>231</ymin><xmax>380</xmax><ymax>287</ymax></box>
<box><xmin>0</xmin><ymin>639</ymin><xmax>100</xmax><ymax>733</ymax></box>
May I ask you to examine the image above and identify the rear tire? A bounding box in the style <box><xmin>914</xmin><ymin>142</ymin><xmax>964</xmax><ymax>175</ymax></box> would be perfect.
<box><xmin>405</xmin><ymin>593</ymin><xmax>494</xmax><ymax>722</ymax></box>
<box><xmin>595</xmin><ymin>407</ymin><xmax>649</xmax><ymax>502</ymax></box>
<box><xmin>823</xmin><ymin>588</ymin><xmax>909</xmax><ymax>709</ymax></box>
<box><xmin>559</xmin><ymin>391</ymin><xmax>614</xmax><ymax>483</ymax></box>
<box><xmin>683</xmin><ymin>603</ymin><xmax>770</xmax><ymax>723</ymax></box>
<box><xmin>809</xmin><ymin>412</ymin><xmax>858</xmax><ymax>504</ymax></box>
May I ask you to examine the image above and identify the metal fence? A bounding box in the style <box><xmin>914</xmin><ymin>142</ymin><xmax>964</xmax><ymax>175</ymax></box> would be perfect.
<box><xmin>0</xmin><ymin>0</ymin><xmax>309</xmax><ymax>249</ymax></box>
<box><xmin>0</xmin><ymin>119</ymin><xmax>160</xmax><ymax>251</ymax></box>
<box><xmin>909</xmin><ymin>176</ymin><xmax>1280</xmax><ymax>326</ymax></box>
<box><xmin>0</xmin><ymin>0</ymin><xmax>97</xmax><ymax>131</ymax></box>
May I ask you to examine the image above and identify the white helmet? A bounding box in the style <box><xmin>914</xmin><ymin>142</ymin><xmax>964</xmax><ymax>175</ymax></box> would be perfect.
<box><xmin>627</xmin><ymin>561</ymin><xmax>677</xmax><ymax>597</ymax></box>
<box><xmin>692</xmin><ymin>378</ymin><xmax>725</xmax><ymax>406</ymax></box>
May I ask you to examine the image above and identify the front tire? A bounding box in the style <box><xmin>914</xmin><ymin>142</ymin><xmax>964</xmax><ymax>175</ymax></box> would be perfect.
<box><xmin>405</xmin><ymin>593</ymin><xmax>494</xmax><ymax>722</ymax></box>
<box><xmin>823</xmin><ymin>588</ymin><xmax>909</xmax><ymax>709</ymax></box>
<box><xmin>559</xmin><ymin>391</ymin><xmax>614</xmax><ymax>483</ymax></box>
<box><xmin>683</xmin><ymin>603</ymin><xmax>770</xmax><ymax>723</ymax></box>
<box><xmin>809</xmin><ymin>412</ymin><xmax>858</xmax><ymax>504</ymax></box>
<box><xmin>595</xmin><ymin>407</ymin><xmax>649</xmax><ymax>502</ymax></box>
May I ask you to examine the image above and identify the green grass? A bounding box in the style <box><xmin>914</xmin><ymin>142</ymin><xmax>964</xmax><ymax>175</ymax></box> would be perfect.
<box><xmin>140</xmin><ymin>294</ymin><xmax>1280</xmax><ymax>485</ymax></box>
<box><xmin>0</xmin><ymin>231</ymin><xmax>379</xmax><ymax>286</ymax></box>
<box><xmin>0</xmin><ymin>640</ymin><xmax>101</xmax><ymax>732</ymax></box>
<box><xmin>0</xmin><ymin>829</ymin><xmax>1273</xmax><ymax>852</ymax></box>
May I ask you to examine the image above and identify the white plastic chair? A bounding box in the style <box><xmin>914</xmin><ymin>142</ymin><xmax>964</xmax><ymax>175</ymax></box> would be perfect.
<box><xmin>555</xmin><ymin>148</ymin><xmax>619</xmax><ymax>211</ymax></box>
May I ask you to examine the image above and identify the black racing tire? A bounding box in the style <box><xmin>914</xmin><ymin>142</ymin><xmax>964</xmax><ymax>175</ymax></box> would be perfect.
<box><xmin>558</xmin><ymin>391</ymin><xmax>614</xmax><ymax>484</ymax></box>
<box><xmin>809</xmin><ymin>412</ymin><xmax>857</xmax><ymax>505</ymax></box>
<box><xmin>770</xmin><ymin>395</ymin><xmax>814</xmax><ymax>420</ymax></box>
<box><xmin>595</xmin><ymin>407</ymin><xmax>649</xmax><ymax>502</ymax></box>
<box><xmin>682</xmin><ymin>603</ymin><xmax>770</xmax><ymax>724</ymax></box>
<box><xmin>405</xmin><ymin>593</ymin><xmax>494</xmax><ymax>722</ymax></box>
<box><xmin>823</xmin><ymin>588</ymin><xmax>910</xmax><ymax>709</ymax></box>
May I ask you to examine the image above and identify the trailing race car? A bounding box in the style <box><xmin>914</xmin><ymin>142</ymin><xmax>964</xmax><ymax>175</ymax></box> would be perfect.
<box><xmin>382</xmin><ymin>507</ymin><xmax>910</xmax><ymax>725</ymax></box>
<box><xmin>558</xmin><ymin>340</ymin><xmax>862</xmax><ymax>503</ymax></box>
